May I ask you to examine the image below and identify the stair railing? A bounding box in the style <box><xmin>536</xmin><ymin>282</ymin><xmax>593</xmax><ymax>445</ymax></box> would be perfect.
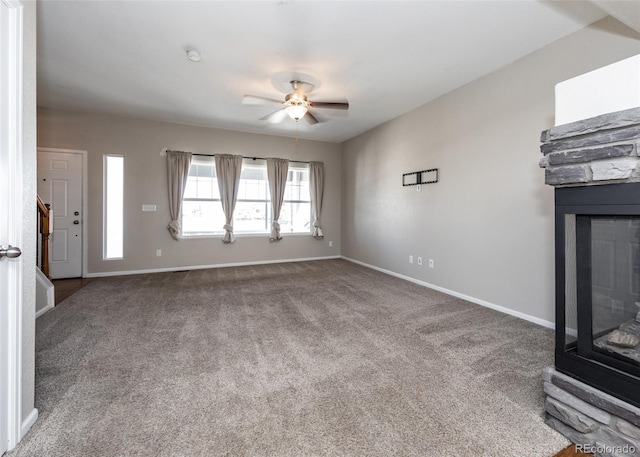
<box><xmin>37</xmin><ymin>196</ymin><xmax>51</xmax><ymax>279</ymax></box>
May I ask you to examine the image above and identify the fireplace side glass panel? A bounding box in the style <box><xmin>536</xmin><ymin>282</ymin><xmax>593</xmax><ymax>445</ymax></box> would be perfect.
<box><xmin>564</xmin><ymin>214</ymin><xmax>578</xmax><ymax>347</ymax></box>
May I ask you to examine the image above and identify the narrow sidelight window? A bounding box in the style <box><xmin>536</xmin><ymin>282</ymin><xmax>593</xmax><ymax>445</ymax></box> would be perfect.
<box><xmin>103</xmin><ymin>155</ymin><xmax>124</xmax><ymax>259</ymax></box>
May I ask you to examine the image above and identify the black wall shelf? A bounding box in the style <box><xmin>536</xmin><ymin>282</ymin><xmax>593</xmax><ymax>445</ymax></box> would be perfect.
<box><xmin>402</xmin><ymin>168</ymin><xmax>438</xmax><ymax>187</ymax></box>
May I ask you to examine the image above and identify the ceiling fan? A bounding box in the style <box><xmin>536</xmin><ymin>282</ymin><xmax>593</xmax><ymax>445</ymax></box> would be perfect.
<box><xmin>242</xmin><ymin>80</ymin><xmax>349</xmax><ymax>125</ymax></box>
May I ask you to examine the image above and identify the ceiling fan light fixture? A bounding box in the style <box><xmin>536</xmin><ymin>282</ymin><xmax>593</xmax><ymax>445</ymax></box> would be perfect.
<box><xmin>286</xmin><ymin>104</ymin><xmax>308</xmax><ymax>121</ymax></box>
<box><xmin>284</xmin><ymin>93</ymin><xmax>309</xmax><ymax>121</ymax></box>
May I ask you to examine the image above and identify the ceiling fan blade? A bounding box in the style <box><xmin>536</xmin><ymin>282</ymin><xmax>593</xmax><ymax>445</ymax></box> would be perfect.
<box><xmin>303</xmin><ymin>111</ymin><xmax>319</xmax><ymax>125</ymax></box>
<box><xmin>310</xmin><ymin>101</ymin><xmax>349</xmax><ymax>110</ymax></box>
<box><xmin>260</xmin><ymin>109</ymin><xmax>288</xmax><ymax>124</ymax></box>
<box><xmin>242</xmin><ymin>95</ymin><xmax>283</xmax><ymax>106</ymax></box>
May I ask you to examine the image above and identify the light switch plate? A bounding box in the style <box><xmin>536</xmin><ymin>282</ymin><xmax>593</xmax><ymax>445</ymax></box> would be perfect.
<box><xmin>142</xmin><ymin>204</ymin><xmax>157</xmax><ymax>212</ymax></box>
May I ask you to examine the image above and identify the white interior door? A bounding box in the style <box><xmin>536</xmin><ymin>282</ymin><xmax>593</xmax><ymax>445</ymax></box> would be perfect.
<box><xmin>0</xmin><ymin>2</ymin><xmax>10</xmax><ymax>451</ymax></box>
<box><xmin>1</xmin><ymin>0</ymin><xmax>23</xmax><ymax>452</ymax></box>
<box><xmin>37</xmin><ymin>150</ymin><xmax>83</xmax><ymax>278</ymax></box>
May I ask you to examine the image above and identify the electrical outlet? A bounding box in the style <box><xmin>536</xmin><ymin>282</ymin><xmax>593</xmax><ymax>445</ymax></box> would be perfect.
<box><xmin>156</xmin><ymin>249</ymin><xmax>162</xmax><ymax>257</ymax></box>
<box><xmin>417</xmin><ymin>257</ymin><xmax>423</xmax><ymax>265</ymax></box>
<box><xmin>409</xmin><ymin>255</ymin><xmax>413</xmax><ymax>264</ymax></box>
<box><xmin>428</xmin><ymin>259</ymin><xmax>434</xmax><ymax>269</ymax></box>
<box><xmin>329</xmin><ymin>241</ymin><xmax>333</xmax><ymax>247</ymax></box>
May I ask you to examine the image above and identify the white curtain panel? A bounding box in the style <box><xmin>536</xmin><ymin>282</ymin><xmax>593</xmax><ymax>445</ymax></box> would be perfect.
<box><xmin>267</xmin><ymin>158</ymin><xmax>290</xmax><ymax>242</ymax></box>
<box><xmin>166</xmin><ymin>150</ymin><xmax>192</xmax><ymax>240</ymax></box>
<box><xmin>215</xmin><ymin>154</ymin><xmax>243</xmax><ymax>243</ymax></box>
<box><xmin>309</xmin><ymin>161</ymin><xmax>324</xmax><ymax>239</ymax></box>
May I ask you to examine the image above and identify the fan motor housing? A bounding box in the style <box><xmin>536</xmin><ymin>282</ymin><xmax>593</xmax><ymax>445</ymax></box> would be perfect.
<box><xmin>285</xmin><ymin>93</ymin><xmax>308</xmax><ymax>105</ymax></box>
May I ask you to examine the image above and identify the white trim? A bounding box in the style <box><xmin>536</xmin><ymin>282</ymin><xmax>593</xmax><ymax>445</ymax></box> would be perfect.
<box><xmin>20</xmin><ymin>408</ymin><xmax>37</xmax><ymax>440</ymax></box>
<box><xmin>1</xmin><ymin>0</ymin><xmax>24</xmax><ymax>450</ymax></box>
<box><xmin>37</xmin><ymin>147</ymin><xmax>89</xmax><ymax>277</ymax></box>
<box><xmin>85</xmin><ymin>255</ymin><xmax>341</xmax><ymax>278</ymax></box>
<box><xmin>341</xmin><ymin>256</ymin><xmax>555</xmax><ymax>330</ymax></box>
<box><xmin>35</xmin><ymin>267</ymin><xmax>54</xmax><ymax>319</ymax></box>
<box><xmin>35</xmin><ymin>303</ymin><xmax>54</xmax><ymax>319</ymax></box>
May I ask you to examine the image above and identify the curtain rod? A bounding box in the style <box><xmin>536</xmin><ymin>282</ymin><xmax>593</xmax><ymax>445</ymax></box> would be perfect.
<box><xmin>192</xmin><ymin>153</ymin><xmax>310</xmax><ymax>165</ymax></box>
<box><xmin>161</xmin><ymin>149</ymin><xmax>312</xmax><ymax>165</ymax></box>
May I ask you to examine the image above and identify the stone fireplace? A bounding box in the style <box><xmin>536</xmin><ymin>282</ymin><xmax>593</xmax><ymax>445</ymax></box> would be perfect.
<box><xmin>539</xmin><ymin>97</ymin><xmax>640</xmax><ymax>451</ymax></box>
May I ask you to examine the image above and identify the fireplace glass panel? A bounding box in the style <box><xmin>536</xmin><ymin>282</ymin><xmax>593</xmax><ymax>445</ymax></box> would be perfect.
<box><xmin>564</xmin><ymin>214</ymin><xmax>578</xmax><ymax>347</ymax></box>
<box><xmin>588</xmin><ymin>216</ymin><xmax>640</xmax><ymax>367</ymax></box>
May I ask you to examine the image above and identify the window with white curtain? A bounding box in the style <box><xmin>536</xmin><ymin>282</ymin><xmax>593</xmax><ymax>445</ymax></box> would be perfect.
<box><xmin>181</xmin><ymin>158</ymin><xmax>311</xmax><ymax>237</ymax></box>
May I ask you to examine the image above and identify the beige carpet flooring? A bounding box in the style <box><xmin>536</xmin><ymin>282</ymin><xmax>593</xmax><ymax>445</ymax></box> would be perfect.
<box><xmin>10</xmin><ymin>259</ymin><xmax>568</xmax><ymax>456</ymax></box>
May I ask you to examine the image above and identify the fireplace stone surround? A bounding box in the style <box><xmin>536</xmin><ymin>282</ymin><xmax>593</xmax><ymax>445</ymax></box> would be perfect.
<box><xmin>540</xmin><ymin>107</ymin><xmax>640</xmax><ymax>456</ymax></box>
<box><xmin>539</xmin><ymin>107</ymin><xmax>640</xmax><ymax>187</ymax></box>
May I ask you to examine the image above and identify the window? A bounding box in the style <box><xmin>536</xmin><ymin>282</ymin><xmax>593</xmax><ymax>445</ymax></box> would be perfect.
<box><xmin>181</xmin><ymin>158</ymin><xmax>311</xmax><ymax>237</ymax></box>
<box><xmin>281</xmin><ymin>166</ymin><xmax>311</xmax><ymax>233</ymax></box>
<box><xmin>103</xmin><ymin>155</ymin><xmax>124</xmax><ymax>259</ymax></box>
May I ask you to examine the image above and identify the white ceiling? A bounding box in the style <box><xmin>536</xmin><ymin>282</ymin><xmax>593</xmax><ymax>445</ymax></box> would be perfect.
<box><xmin>37</xmin><ymin>1</ymin><xmax>617</xmax><ymax>143</ymax></box>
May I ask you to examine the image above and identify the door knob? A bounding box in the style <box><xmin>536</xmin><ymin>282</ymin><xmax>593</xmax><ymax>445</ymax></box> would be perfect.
<box><xmin>0</xmin><ymin>245</ymin><xmax>22</xmax><ymax>260</ymax></box>
<box><xmin>73</xmin><ymin>220</ymin><xmax>80</xmax><ymax>225</ymax></box>
<box><xmin>74</xmin><ymin>211</ymin><xmax>80</xmax><ymax>216</ymax></box>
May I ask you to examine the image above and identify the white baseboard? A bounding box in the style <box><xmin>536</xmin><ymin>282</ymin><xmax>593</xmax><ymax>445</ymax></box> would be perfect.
<box><xmin>85</xmin><ymin>256</ymin><xmax>342</xmax><ymax>278</ymax></box>
<box><xmin>21</xmin><ymin>408</ymin><xmax>38</xmax><ymax>439</ymax></box>
<box><xmin>35</xmin><ymin>303</ymin><xmax>54</xmax><ymax>319</ymax></box>
<box><xmin>341</xmin><ymin>256</ymin><xmax>555</xmax><ymax>330</ymax></box>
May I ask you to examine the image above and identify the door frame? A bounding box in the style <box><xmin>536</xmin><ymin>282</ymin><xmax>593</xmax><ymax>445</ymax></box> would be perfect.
<box><xmin>37</xmin><ymin>147</ymin><xmax>89</xmax><ymax>278</ymax></box>
<box><xmin>2</xmin><ymin>0</ymin><xmax>23</xmax><ymax>450</ymax></box>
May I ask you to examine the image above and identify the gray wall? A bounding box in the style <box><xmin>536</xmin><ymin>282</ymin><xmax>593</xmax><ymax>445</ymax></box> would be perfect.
<box><xmin>22</xmin><ymin>0</ymin><xmax>37</xmax><ymax>428</ymax></box>
<box><xmin>37</xmin><ymin>109</ymin><xmax>341</xmax><ymax>275</ymax></box>
<box><xmin>341</xmin><ymin>17</ymin><xmax>640</xmax><ymax>325</ymax></box>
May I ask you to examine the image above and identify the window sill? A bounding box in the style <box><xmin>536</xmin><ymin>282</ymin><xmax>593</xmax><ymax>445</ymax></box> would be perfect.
<box><xmin>179</xmin><ymin>231</ymin><xmax>312</xmax><ymax>240</ymax></box>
